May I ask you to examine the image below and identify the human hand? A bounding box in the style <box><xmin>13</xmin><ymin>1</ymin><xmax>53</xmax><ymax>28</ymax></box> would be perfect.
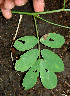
<box><xmin>0</xmin><ymin>0</ymin><xmax>45</xmax><ymax>19</ymax></box>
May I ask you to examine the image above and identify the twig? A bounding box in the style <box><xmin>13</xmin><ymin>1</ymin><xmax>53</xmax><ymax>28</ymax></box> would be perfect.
<box><xmin>13</xmin><ymin>14</ymin><xmax>23</xmax><ymax>40</ymax></box>
<box><xmin>11</xmin><ymin>14</ymin><xmax>23</xmax><ymax>61</ymax></box>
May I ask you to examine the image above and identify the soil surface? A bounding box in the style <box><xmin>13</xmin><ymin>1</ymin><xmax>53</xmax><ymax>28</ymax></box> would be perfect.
<box><xmin>0</xmin><ymin>0</ymin><xmax>70</xmax><ymax>96</ymax></box>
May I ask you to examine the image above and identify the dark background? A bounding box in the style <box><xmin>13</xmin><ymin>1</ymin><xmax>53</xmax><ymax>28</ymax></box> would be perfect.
<box><xmin>0</xmin><ymin>0</ymin><xmax>70</xmax><ymax>95</ymax></box>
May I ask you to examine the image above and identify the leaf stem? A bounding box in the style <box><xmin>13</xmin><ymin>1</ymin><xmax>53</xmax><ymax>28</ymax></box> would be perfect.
<box><xmin>0</xmin><ymin>9</ymin><xmax>70</xmax><ymax>15</ymax></box>
<box><xmin>36</xmin><ymin>16</ymin><xmax>70</xmax><ymax>29</ymax></box>
<box><xmin>8</xmin><ymin>9</ymin><xmax>70</xmax><ymax>15</ymax></box>
<box><xmin>34</xmin><ymin>16</ymin><xmax>40</xmax><ymax>59</ymax></box>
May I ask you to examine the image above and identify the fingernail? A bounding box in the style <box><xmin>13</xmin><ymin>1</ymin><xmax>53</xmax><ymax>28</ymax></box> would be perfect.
<box><xmin>11</xmin><ymin>5</ymin><xmax>14</xmax><ymax>9</ymax></box>
<box><xmin>5</xmin><ymin>5</ymin><xmax>14</xmax><ymax>10</ymax></box>
<box><xmin>19</xmin><ymin>3</ymin><xmax>25</xmax><ymax>6</ymax></box>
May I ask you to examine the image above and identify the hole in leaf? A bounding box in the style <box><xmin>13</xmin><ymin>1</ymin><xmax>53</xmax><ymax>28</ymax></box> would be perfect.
<box><xmin>18</xmin><ymin>40</ymin><xmax>25</xmax><ymax>44</ymax></box>
<box><xmin>45</xmin><ymin>69</ymin><xmax>48</xmax><ymax>72</ymax></box>
<box><xmin>33</xmin><ymin>70</ymin><xmax>37</xmax><ymax>73</ymax></box>
<box><xmin>49</xmin><ymin>38</ymin><xmax>54</xmax><ymax>41</ymax></box>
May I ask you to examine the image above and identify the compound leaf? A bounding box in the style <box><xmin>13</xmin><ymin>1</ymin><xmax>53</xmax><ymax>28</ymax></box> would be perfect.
<box><xmin>40</xmin><ymin>33</ymin><xmax>65</xmax><ymax>48</ymax></box>
<box><xmin>41</xmin><ymin>49</ymin><xmax>64</xmax><ymax>72</ymax></box>
<box><xmin>15</xmin><ymin>49</ymin><xmax>39</xmax><ymax>72</ymax></box>
<box><xmin>14</xmin><ymin>36</ymin><xmax>38</xmax><ymax>51</ymax></box>
<box><xmin>23</xmin><ymin>59</ymin><xmax>40</xmax><ymax>90</ymax></box>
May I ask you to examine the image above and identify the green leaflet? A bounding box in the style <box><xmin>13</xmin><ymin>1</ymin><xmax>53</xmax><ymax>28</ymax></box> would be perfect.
<box><xmin>41</xmin><ymin>49</ymin><xmax>64</xmax><ymax>72</ymax></box>
<box><xmin>40</xmin><ymin>33</ymin><xmax>65</xmax><ymax>48</ymax></box>
<box><xmin>40</xmin><ymin>59</ymin><xmax>57</xmax><ymax>89</ymax></box>
<box><xmin>15</xmin><ymin>49</ymin><xmax>39</xmax><ymax>72</ymax></box>
<box><xmin>14</xmin><ymin>36</ymin><xmax>38</xmax><ymax>51</ymax></box>
<box><xmin>23</xmin><ymin>59</ymin><xmax>40</xmax><ymax>90</ymax></box>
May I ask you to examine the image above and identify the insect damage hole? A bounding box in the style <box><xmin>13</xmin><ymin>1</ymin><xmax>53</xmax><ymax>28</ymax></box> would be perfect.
<box><xmin>33</xmin><ymin>70</ymin><xmax>37</xmax><ymax>73</ymax></box>
<box><xmin>45</xmin><ymin>69</ymin><xmax>48</xmax><ymax>72</ymax></box>
<box><xmin>18</xmin><ymin>40</ymin><xmax>25</xmax><ymax>44</ymax></box>
<box><xmin>49</xmin><ymin>38</ymin><xmax>54</xmax><ymax>41</ymax></box>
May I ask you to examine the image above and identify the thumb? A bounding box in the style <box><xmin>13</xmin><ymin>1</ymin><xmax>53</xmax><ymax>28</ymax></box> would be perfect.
<box><xmin>33</xmin><ymin>0</ymin><xmax>45</xmax><ymax>12</ymax></box>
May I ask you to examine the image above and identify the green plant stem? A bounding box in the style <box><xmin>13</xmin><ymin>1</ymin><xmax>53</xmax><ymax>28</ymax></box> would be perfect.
<box><xmin>36</xmin><ymin>16</ymin><xmax>70</xmax><ymax>29</ymax></box>
<box><xmin>8</xmin><ymin>9</ymin><xmax>70</xmax><ymax>15</ymax></box>
<box><xmin>0</xmin><ymin>8</ymin><xmax>70</xmax><ymax>29</ymax></box>
<box><xmin>0</xmin><ymin>9</ymin><xmax>70</xmax><ymax>15</ymax></box>
<box><xmin>34</xmin><ymin>16</ymin><xmax>40</xmax><ymax>59</ymax></box>
<box><xmin>62</xmin><ymin>0</ymin><xmax>66</xmax><ymax>9</ymax></box>
<box><xmin>64</xmin><ymin>0</ymin><xmax>65</xmax><ymax>9</ymax></box>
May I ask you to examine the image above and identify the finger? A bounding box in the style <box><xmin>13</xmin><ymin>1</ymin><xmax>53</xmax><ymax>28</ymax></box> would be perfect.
<box><xmin>1</xmin><ymin>5</ymin><xmax>12</xmax><ymax>19</ymax></box>
<box><xmin>0</xmin><ymin>0</ymin><xmax>4</xmax><ymax>4</ymax></box>
<box><xmin>0</xmin><ymin>0</ymin><xmax>3</xmax><ymax>4</ymax></box>
<box><xmin>15</xmin><ymin>0</ymin><xmax>28</xmax><ymax>6</ymax></box>
<box><xmin>4</xmin><ymin>0</ymin><xmax>15</xmax><ymax>9</ymax></box>
<box><xmin>33</xmin><ymin>0</ymin><xmax>45</xmax><ymax>12</ymax></box>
